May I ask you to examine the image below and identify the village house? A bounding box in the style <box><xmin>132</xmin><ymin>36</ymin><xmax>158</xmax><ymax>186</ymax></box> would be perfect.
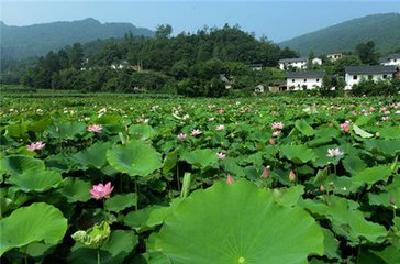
<box><xmin>326</xmin><ymin>53</ymin><xmax>343</xmax><ymax>62</ymax></box>
<box><xmin>344</xmin><ymin>65</ymin><xmax>399</xmax><ymax>90</ymax></box>
<box><xmin>278</xmin><ymin>57</ymin><xmax>308</xmax><ymax>70</ymax></box>
<box><xmin>249</xmin><ymin>64</ymin><xmax>263</xmax><ymax>71</ymax></box>
<box><xmin>311</xmin><ymin>57</ymin><xmax>322</xmax><ymax>65</ymax></box>
<box><xmin>286</xmin><ymin>71</ymin><xmax>324</xmax><ymax>90</ymax></box>
<box><xmin>379</xmin><ymin>53</ymin><xmax>400</xmax><ymax>67</ymax></box>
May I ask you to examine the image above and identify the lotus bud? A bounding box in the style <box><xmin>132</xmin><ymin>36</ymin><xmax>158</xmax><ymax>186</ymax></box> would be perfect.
<box><xmin>390</xmin><ymin>197</ymin><xmax>396</xmax><ymax>206</ymax></box>
<box><xmin>268</xmin><ymin>138</ymin><xmax>276</xmax><ymax>145</ymax></box>
<box><xmin>226</xmin><ymin>175</ymin><xmax>234</xmax><ymax>185</ymax></box>
<box><xmin>289</xmin><ymin>170</ymin><xmax>296</xmax><ymax>182</ymax></box>
<box><xmin>262</xmin><ymin>166</ymin><xmax>270</xmax><ymax>178</ymax></box>
<box><xmin>320</xmin><ymin>184</ymin><xmax>325</xmax><ymax>192</ymax></box>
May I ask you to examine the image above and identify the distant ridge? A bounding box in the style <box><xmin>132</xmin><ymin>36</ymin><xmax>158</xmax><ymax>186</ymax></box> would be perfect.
<box><xmin>280</xmin><ymin>13</ymin><xmax>400</xmax><ymax>56</ymax></box>
<box><xmin>0</xmin><ymin>18</ymin><xmax>154</xmax><ymax>59</ymax></box>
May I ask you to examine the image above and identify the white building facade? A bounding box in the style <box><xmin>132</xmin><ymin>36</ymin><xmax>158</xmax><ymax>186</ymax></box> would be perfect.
<box><xmin>286</xmin><ymin>72</ymin><xmax>324</xmax><ymax>90</ymax></box>
<box><xmin>380</xmin><ymin>53</ymin><xmax>400</xmax><ymax>67</ymax></box>
<box><xmin>279</xmin><ymin>58</ymin><xmax>308</xmax><ymax>70</ymax></box>
<box><xmin>344</xmin><ymin>65</ymin><xmax>398</xmax><ymax>90</ymax></box>
<box><xmin>327</xmin><ymin>53</ymin><xmax>343</xmax><ymax>62</ymax></box>
<box><xmin>312</xmin><ymin>57</ymin><xmax>322</xmax><ymax>65</ymax></box>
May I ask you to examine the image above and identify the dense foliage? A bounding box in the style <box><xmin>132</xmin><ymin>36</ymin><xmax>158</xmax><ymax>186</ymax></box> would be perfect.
<box><xmin>0</xmin><ymin>95</ymin><xmax>399</xmax><ymax>263</ymax></box>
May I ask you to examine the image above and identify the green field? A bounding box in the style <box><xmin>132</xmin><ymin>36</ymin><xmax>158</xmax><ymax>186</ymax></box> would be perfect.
<box><xmin>1</xmin><ymin>94</ymin><xmax>399</xmax><ymax>263</ymax></box>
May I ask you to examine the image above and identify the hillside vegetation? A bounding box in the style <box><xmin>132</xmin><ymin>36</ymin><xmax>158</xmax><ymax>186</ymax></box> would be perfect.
<box><xmin>280</xmin><ymin>13</ymin><xmax>400</xmax><ymax>55</ymax></box>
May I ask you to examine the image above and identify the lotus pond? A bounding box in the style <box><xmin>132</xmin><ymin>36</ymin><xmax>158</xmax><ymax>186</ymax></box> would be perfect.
<box><xmin>0</xmin><ymin>95</ymin><xmax>399</xmax><ymax>264</ymax></box>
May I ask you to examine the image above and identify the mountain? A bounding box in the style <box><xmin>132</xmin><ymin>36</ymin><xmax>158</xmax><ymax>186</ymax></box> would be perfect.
<box><xmin>280</xmin><ymin>13</ymin><xmax>400</xmax><ymax>56</ymax></box>
<box><xmin>0</xmin><ymin>18</ymin><xmax>153</xmax><ymax>59</ymax></box>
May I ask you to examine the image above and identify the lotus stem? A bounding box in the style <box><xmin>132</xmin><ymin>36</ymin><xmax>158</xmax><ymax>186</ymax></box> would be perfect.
<box><xmin>176</xmin><ymin>164</ymin><xmax>181</xmax><ymax>192</ymax></box>
<box><xmin>97</xmin><ymin>249</ymin><xmax>101</xmax><ymax>264</ymax></box>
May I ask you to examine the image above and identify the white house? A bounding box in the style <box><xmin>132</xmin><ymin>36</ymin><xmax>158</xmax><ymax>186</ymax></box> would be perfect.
<box><xmin>249</xmin><ymin>64</ymin><xmax>263</xmax><ymax>71</ymax></box>
<box><xmin>380</xmin><ymin>53</ymin><xmax>400</xmax><ymax>67</ymax></box>
<box><xmin>327</xmin><ymin>53</ymin><xmax>343</xmax><ymax>62</ymax></box>
<box><xmin>286</xmin><ymin>71</ymin><xmax>324</xmax><ymax>90</ymax></box>
<box><xmin>312</xmin><ymin>57</ymin><xmax>322</xmax><ymax>65</ymax></box>
<box><xmin>344</xmin><ymin>65</ymin><xmax>398</xmax><ymax>90</ymax></box>
<box><xmin>279</xmin><ymin>57</ymin><xmax>308</xmax><ymax>70</ymax></box>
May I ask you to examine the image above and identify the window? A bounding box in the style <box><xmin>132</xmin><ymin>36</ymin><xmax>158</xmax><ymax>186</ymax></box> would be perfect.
<box><xmin>383</xmin><ymin>75</ymin><xmax>388</xmax><ymax>79</ymax></box>
<box><xmin>316</xmin><ymin>78</ymin><xmax>320</xmax><ymax>82</ymax></box>
<box><xmin>353</xmin><ymin>75</ymin><xmax>358</xmax><ymax>80</ymax></box>
<box><xmin>292</xmin><ymin>79</ymin><xmax>295</xmax><ymax>83</ymax></box>
<box><xmin>303</xmin><ymin>79</ymin><xmax>307</xmax><ymax>82</ymax></box>
<box><xmin>368</xmin><ymin>75</ymin><xmax>373</xmax><ymax>80</ymax></box>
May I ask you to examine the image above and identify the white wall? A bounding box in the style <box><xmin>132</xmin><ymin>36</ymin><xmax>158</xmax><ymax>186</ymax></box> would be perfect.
<box><xmin>312</xmin><ymin>58</ymin><xmax>322</xmax><ymax>65</ymax></box>
<box><xmin>381</xmin><ymin>58</ymin><xmax>400</xmax><ymax>66</ymax></box>
<box><xmin>345</xmin><ymin>73</ymin><xmax>393</xmax><ymax>90</ymax></box>
<box><xmin>279</xmin><ymin>62</ymin><xmax>307</xmax><ymax>70</ymax></box>
<box><xmin>327</xmin><ymin>54</ymin><xmax>343</xmax><ymax>62</ymax></box>
<box><xmin>287</xmin><ymin>77</ymin><xmax>322</xmax><ymax>90</ymax></box>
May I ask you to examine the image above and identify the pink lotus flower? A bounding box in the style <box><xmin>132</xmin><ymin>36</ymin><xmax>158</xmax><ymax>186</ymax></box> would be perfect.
<box><xmin>90</xmin><ymin>182</ymin><xmax>113</xmax><ymax>200</ymax></box>
<box><xmin>87</xmin><ymin>124</ymin><xmax>103</xmax><ymax>133</ymax></box>
<box><xmin>262</xmin><ymin>165</ymin><xmax>270</xmax><ymax>178</ymax></box>
<box><xmin>177</xmin><ymin>133</ymin><xmax>187</xmax><ymax>141</ymax></box>
<box><xmin>191</xmin><ymin>129</ymin><xmax>202</xmax><ymax>136</ymax></box>
<box><xmin>271</xmin><ymin>122</ymin><xmax>284</xmax><ymax>130</ymax></box>
<box><xmin>226</xmin><ymin>175</ymin><xmax>234</xmax><ymax>185</ymax></box>
<box><xmin>216</xmin><ymin>152</ymin><xmax>226</xmax><ymax>160</ymax></box>
<box><xmin>215</xmin><ymin>124</ymin><xmax>225</xmax><ymax>131</ymax></box>
<box><xmin>26</xmin><ymin>141</ymin><xmax>45</xmax><ymax>152</ymax></box>
<box><xmin>289</xmin><ymin>170</ymin><xmax>297</xmax><ymax>182</ymax></box>
<box><xmin>340</xmin><ymin>121</ymin><xmax>350</xmax><ymax>133</ymax></box>
<box><xmin>218</xmin><ymin>109</ymin><xmax>224</xmax><ymax>114</ymax></box>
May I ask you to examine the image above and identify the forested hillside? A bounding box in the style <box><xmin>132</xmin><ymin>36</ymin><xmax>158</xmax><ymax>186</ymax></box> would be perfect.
<box><xmin>280</xmin><ymin>13</ymin><xmax>400</xmax><ymax>55</ymax></box>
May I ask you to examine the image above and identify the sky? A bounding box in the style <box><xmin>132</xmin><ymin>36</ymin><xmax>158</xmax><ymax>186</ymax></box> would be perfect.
<box><xmin>1</xmin><ymin>0</ymin><xmax>399</xmax><ymax>42</ymax></box>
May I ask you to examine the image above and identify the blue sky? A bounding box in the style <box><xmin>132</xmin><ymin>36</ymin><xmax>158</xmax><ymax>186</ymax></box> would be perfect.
<box><xmin>1</xmin><ymin>1</ymin><xmax>399</xmax><ymax>42</ymax></box>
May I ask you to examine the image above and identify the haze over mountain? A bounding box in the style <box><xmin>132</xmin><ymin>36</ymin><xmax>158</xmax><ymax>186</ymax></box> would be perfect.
<box><xmin>0</xmin><ymin>18</ymin><xmax>153</xmax><ymax>59</ymax></box>
<box><xmin>280</xmin><ymin>13</ymin><xmax>400</xmax><ymax>56</ymax></box>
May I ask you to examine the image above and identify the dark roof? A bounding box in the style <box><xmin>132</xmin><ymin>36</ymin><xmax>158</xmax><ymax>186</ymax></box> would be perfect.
<box><xmin>345</xmin><ymin>65</ymin><xmax>398</xmax><ymax>75</ymax></box>
<box><xmin>286</xmin><ymin>71</ymin><xmax>324</xmax><ymax>78</ymax></box>
<box><xmin>279</xmin><ymin>57</ymin><xmax>308</xmax><ymax>63</ymax></box>
<box><xmin>379</xmin><ymin>53</ymin><xmax>400</xmax><ymax>62</ymax></box>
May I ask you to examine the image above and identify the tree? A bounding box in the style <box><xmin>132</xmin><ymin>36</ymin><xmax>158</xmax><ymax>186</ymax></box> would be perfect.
<box><xmin>355</xmin><ymin>41</ymin><xmax>379</xmax><ymax>65</ymax></box>
<box><xmin>69</xmin><ymin>43</ymin><xmax>84</xmax><ymax>69</ymax></box>
<box><xmin>155</xmin><ymin>24</ymin><xmax>173</xmax><ymax>39</ymax></box>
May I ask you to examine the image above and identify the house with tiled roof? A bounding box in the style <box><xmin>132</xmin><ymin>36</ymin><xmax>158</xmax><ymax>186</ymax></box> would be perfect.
<box><xmin>279</xmin><ymin>57</ymin><xmax>308</xmax><ymax>70</ymax></box>
<box><xmin>379</xmin><ymin>53</ymin><xmax>400</xmax><ymax>67</ymax></box>
<box><xmin>344</xmin><ymin>65</ymin><xmax>399</xmax><ymax>90</ymax></box>
<box><xmin>286</xmin><ymin>71</ymin><xmax>324</xmax><ymax>90</ymax></box>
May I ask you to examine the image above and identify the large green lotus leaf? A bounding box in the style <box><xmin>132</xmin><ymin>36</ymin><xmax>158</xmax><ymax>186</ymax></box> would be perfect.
<box><xmin>342</xmin><ymin>154</ymin><xmax>367</xmax><ymax>175</ymax></box>
<box><xmin>105</xmin><ymin>193</ymin><xmax>137</xmax><ymax>212</ymax></box>
<box><xmin>162</xmin><ymin>150</ymin><xmax>178</xmax><ymax>174</ymax></box>
<box><xmin>0</xmin><ymin>202</ymin><xmax>67</xmax><ymax>256</ymax></box>
<box><xmin>0</xmin><ymin>155</ymin><xmax>45</xmax><ymax>176</ymax></box>
<box><xmin>68</xmin><ymin>230</ymin><xmax>137</xmax><ymax>264</ymax></box>
<box><xmin>180</xmin><ymin>149</ymin><xmax>218</xmax><ymax>168</ymax></box>
<box><xmin>8</xmin><ymin>169</ymin><xmax>63</xmax><ymax>192</ymax></box>
<box><xmin>28</xmin><ymin>118</ymin><xmax>52</xmax><ymax>134</ymax></box>
<box><xmin>365</xmin><ymin>140</ymin><xmax>400</xmax><ymax>157</ymax></box>
<box><xmin>107</xmin><ymin>141</ymin><xmax>162</xmax><ymax>177</ymax></box>
<box><xmin>301</xmin><ymin>196</ymin><xmax>387</xmax><ymax>244</ymax></box>
<box><xmin>352</xmin><ymin>165</ymin><xmax>392</xmax><ymax>188</ymax></box>
<box><xmin>372</xmin><ymin>239</ymin><xmax>400</xmax><ymax>264</ymax></box>
<box><xmin>74</xmin><ymin>142</ymin><xmax>111</xmax><ymax>169</ymax></box>
<box><xmin>58</xmin><ymin>177</ymin><xmax>91</xmax><ymax>202</ymax></box>
<box><xmin>124</xmin><ymin>206</ymin><xmax>171</xmax><ymax>233</ymax></box>
<box><xmin>352</xmin><ymin>124</ymin><xmax>374</xmax><ymax>139</ymax></box>
<box><xmin>378</xmin><ymin>127</ymin><xmax>400</xmax><ymax>140</ymax></box>
<box><xmin>295</xmin><ymin>119</ymin><xmax>314</xmax><ymax>136</ymax></box>
<box><xmin>155</xmin><ymin>180</ymin><xmax>324</xmax><ymax>264</ymax></box>
<box><xmin>221</xmin><ymin>157</ymin><xmax>245</xmax><ymax>177</ymax></box>
<box><xmin>369</xmin><ymin>180</ymin><xmax>400</xmax><ymax>208</ymax></box>
<box><xmin>279</xmin><ymin>144</ymin><xmax>316</xmax><ymax>164</ymax></box>
<box><xmin>7</xmin><ymin>122</ymin><xmax>29</xmax><ymax>140</ymax></box>
<box><xmin>48</xmin><ymin>121</ymin><xmax>86</xmax><ymax>140</ymax></box>
<box><xmin>137</xmin><ymin>252</ymin><xmax>171</xmax><ymax>264</ymax></box>
<box><xmin>129</xmin><ymin>124</ymin><xmax>156</xmax><ymax>141</ymax></box>
<box><xmin>267</xmin><ymin>185</ymin><xmax>304</xmax><ymax>207</ymax></box>
<box><xmin>322</xmin><ymin>228</ymin><xmax>341</xmax><ymax>260</ymax></box>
